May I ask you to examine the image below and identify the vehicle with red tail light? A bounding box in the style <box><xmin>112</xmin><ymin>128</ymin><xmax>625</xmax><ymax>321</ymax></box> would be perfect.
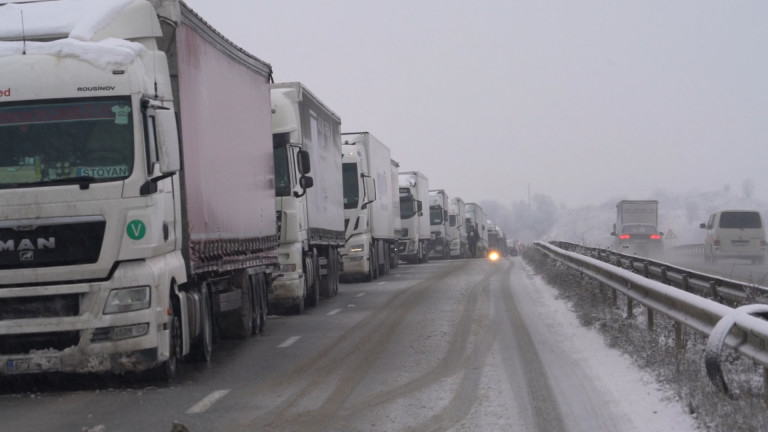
<box><xmin>610</xmin><ymin>200</ymin><xmax>663</xmax><ymax>257</ymax></box>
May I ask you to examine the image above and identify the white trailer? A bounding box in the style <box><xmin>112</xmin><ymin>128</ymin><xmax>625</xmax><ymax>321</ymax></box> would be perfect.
<box><xmin>0</xmin><ymin>0</ymin><xmax>277</xmax><ymax>379</ymax></box>
<box><xmin>610</xmin><ymin>200</ymin><xmax>662</xmax><ymax>256</ymax></box>
<box><xmin>398</xmin><ymin>171</ymin><xmax>430</xmax><ymax>263</ymax></box>
<box><xmin>465</xmin><ymin>203</ymin><xmax>488</xmax><ymax>258</ymax></box>
<box><xmin>340</xmin><ymin>132</ymin><xmax>399</xmax><ymax>281</ymax></box>
<box><xmin>449</xmin><ymin>197</ymin><xmax>468</xmax><ymax>258</ymax></box>
<box><xmin>428</xmin><ymin>189</ymin><xmax>452</xmax><ymax>259</ymax></box>
<box><xmin>270</xmin><ymin>82</ymin><xmax>345</xmax><ymax>313</ymax></box>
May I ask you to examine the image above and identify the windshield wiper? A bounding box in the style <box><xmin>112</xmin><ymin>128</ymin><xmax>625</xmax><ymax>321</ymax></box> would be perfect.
<box><xmin>34</xmin><ymin>176</ymin><xmax>97</xmax><ymax>190</ymax></box>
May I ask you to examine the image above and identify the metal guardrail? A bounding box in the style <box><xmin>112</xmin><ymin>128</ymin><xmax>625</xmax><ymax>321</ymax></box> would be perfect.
<box><xmin>552</xmin><ymin>241</ymin><xmax>768</xmax><ymax>304</ymax></box>
<box><xmin>534</xmin><ymin>241</ymin><xmax>768</xmax><ymax>402</ymax></box>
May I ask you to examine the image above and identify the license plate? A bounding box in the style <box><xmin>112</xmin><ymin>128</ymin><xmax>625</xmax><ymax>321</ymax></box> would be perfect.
<box><xmin>7</xmin><ymin>356</ymin><xmax>60</xmax><ymax>374</ymax></box>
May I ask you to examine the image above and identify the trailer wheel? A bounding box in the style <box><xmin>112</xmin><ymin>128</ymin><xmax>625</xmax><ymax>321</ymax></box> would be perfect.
<box><xmin>218</xmin><ymin>272</ymin><xmax>253</xmax><ymax>339</ymax></box>
<box><xmin>189</xmin><ymin>283</ymin><xmax>213</xmax><ymax>363</ymax></box>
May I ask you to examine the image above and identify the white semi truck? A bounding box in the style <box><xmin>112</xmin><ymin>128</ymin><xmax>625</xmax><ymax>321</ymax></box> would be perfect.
<box><xmin>428</xmin><ymin>189</ymin><xmax>451</xmax><ymax>259</ymax></box>
<box><xmin>340</xmin><ymin>132</ymin><xmax>399</xmax><ymax>281</ymax></box>
<box><xmin>398</xmin><ymin>171</ymin><xmax>430</xmax><ymax>263</ymax></box>
<box><xmin>0</xmin><ymin>0</ymin><xmax>277</xmax><ymax>379</ymax></box>
<box><xmin>270</xmin><ymin>82</ymin><xmax>345</xmax><ymax>313</ymax></box>
<box><xmin>449</xmin><ymin>197</ymin><xmax>468</xmax><ymax>258</ymax></box>
<box><xmin>465</xmin><ymin>203</ymin><xmax>488</xmax><ymax>258</ymax></box>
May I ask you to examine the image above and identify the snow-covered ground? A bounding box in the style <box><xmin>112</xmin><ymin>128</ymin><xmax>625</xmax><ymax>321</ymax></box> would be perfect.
<box><xmin>516</xmin><ymin>258</ymin><xmax>700</xmax><ymax>431</ymax></box>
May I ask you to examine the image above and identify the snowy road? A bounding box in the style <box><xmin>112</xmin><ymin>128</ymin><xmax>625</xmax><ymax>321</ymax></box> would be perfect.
<box><xmin>0</xmin><ymin>258</ymin><xmax>697</xmax><ymax>431</ymax></box>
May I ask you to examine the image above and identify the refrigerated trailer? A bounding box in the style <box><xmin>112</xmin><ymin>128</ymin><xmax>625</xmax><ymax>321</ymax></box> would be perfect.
<box><xmin>270</xmin><ymin>82</ymin><xmax>345</xmax><ymax>313</ymax></box>
<box><xmin>340</xmin><ymin>132</ymin><xmax>399</xmax><ymax>281</ymax></box>
<box><xmin>0</xmin><ymin>0</ymin><xmax>277</xmax><ymax>379</ymax></box>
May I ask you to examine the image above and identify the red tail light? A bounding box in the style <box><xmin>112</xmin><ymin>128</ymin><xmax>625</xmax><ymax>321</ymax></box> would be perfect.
<box><xmin>619</xmin><ymin>234</ymin><xmax>630</xmax><ymax>240</ymax></box>
<box><xmin>650</xmin><ymin>234</ymin><xmax>661</xmax><ymax>240</ymax></box>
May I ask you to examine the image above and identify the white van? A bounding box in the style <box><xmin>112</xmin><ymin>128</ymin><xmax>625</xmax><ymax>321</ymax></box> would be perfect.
<box><xmin>700</xmin><ymin>210</ymin><xmax>766</xmax><ymax>264</ymax></box>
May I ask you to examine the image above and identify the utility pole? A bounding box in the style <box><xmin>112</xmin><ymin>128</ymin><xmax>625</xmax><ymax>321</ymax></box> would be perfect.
<box><xmin>528</xmin><ymin>183</ymin><xmax>531</xmax><ymax>209</ymax></box>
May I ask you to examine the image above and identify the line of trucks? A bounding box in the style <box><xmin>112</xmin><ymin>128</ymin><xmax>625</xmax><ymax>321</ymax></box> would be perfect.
<box><xmin>0</xmin><ymin>0</ymin><xmax>500</xmax><ymax>379</ymax></box>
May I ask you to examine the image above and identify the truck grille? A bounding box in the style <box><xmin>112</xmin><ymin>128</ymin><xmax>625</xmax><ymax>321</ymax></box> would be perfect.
<box><xmin>0</xmin><ymin>216</ymin><xmax>106</xmax><ymax>270</ymax></box>
<box><xmin>0</xmin><ymin>331</ymin><xmax>80</xmax><ymax>355</ymax></box>
<box><xmin>0</xmin><ymin>294</ymin><xmax>79</xmax><ymax>320</ymax></box>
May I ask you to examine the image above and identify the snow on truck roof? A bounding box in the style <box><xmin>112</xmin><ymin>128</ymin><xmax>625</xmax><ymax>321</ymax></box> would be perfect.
<box><xmin>0</xmin><ymin>0</ymin><xmax>146</xmax><ymax>68</ymax></box>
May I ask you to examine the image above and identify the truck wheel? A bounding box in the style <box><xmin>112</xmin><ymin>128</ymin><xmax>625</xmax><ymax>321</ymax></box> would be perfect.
<box><xmin>218</xmin><ymin>272</ymin><xmax>253</xmax><ymax>339</ymax></box>
<box><xmin>151</xmin><ymin>290</ymin><xmax>181</xmax><ymax>381</ymax></box>
<box><xmin>332</xmin><ymin>251</ymin><xmax>340</xmax><ymax>296</ymax></box>
<box><xmin>372</xmin><ymin>246</ymin><xmax>379</xmax><ymax>279</ymax></box>
<box><xmin>189</xmin><ymin>283</ymin><xmax>213</xmax><ymax>363</ymax></box>
<box><xmin>304</xmin><ymin>252</ymin><xmax>320</xmax><ymax>308</ymax></box>
<box><xmin>365</xmin><ymin>250</ymin><xmax>375</xmax><ymax>282</ymax></box>
<box><xmin>252</xmin><ymin>274</ymin><xmax>267</xmax><ymax>335</ymax></box>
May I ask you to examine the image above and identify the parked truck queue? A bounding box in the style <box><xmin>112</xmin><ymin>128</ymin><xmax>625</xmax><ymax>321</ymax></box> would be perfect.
<box><xmin>0</xmin><ymin>0</ymin><xmax>505</xmax><ymax>381</ymax></box>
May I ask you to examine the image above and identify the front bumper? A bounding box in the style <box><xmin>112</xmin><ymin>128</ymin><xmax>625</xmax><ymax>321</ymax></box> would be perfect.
<box><xmin>0</xmin><ymin>260</ymin><xmax>173</xmax><ymax>375</ymax></box>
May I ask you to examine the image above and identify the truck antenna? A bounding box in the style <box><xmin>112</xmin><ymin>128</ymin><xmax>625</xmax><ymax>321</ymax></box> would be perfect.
<box><xmin>20</xmin><ymin>10</ymin><xmax>27</xmax><ymax>55</ymax></box>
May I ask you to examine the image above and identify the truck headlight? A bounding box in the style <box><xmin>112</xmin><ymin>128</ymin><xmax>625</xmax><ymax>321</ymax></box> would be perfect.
<box><xmin>104</xmin><ymin>286</ymin><xmax>151</xmax><ymax>314</ymax></box>
<box><xmin>349</xmin><ymin>243</ymin><xmax>365</xmax><ymax>253</ymax></box>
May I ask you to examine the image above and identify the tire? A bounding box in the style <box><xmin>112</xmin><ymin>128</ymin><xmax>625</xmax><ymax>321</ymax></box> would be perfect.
<box><xmin>189</xmin><ymin>283</ymin><xmax>213</xmax><ymax>363</ymax></box>
<box><xmin>304</xmin><ymin>252</ymin><xmax>320</xmax><ymax>308</ymax></box>
<box><xmin>372</xmin><ymin>246</ymin><xmax>379</xmax><ymax>279</ymax></box>
<box><xmin>332</xmin><ymin>251</ymin><xmax>340</xmax><ymax>296</ymax></box>
<box><xmin>151</xmin><ymin>291</ymin><xmax>180</xmax><ymax>381</ymax></box>
<box><xmin>218</xmin><ymin>272</ymin><xmax>253</xmax><ymax>339</ymax></box>
<box><xmin>365</xmin><ymin>250</ymin><xmax>375</xmax><ymax>282</ymax></box>
<box><xmin>252</xmin><ymin>274</ymin><xmax>267</xmax><ymax>335</ymax></box>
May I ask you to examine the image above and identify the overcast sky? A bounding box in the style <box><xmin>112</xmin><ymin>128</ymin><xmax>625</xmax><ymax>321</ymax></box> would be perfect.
<box><xmin>184</xmin><ymin>0</ymin><xmax>768</xmax><ymax>207</ymax></box>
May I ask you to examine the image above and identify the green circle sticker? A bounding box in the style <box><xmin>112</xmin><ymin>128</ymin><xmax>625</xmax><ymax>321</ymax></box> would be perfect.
<box><xmin>126</xmin><ymin>220</ymin><xmax>146</xmax><ymax>240</ymax></box>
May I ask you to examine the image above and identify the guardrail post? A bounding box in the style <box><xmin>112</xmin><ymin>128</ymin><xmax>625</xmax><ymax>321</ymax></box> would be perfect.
<box><xmin>647</xmin><ymin>308</ymin><xmax>654</xmax><ymax>332</ymax></box>
<box><xmin>612</xmin><ymin>287</ymin><xmax>617</xmax><ymax>307</ymax></box>
<box><xmin>681</xmin><ymin>274</ymin><xmax>689</xmax><ymax>292</ymax></box>
<box><xmin>764</xmin><ymin>367</ymin><xmax>768</xmax><ymax>407</ymax></box>
<box><xmin>660</xmin><ymin>267</ymin><xmax>668</xmax><ymax>284</ymax></box>
<box><xmin>643</xmin><ymin>262</ymin><xmax>650</xmax><ymax>278</ymax></box>
<box><xmin>709</xmin><ymin>281</ymin><xmax>718</xmax><ymax>300</ymax></box>
<box><xmin>626</xmin><ymin>281</ymin><xmax>634</xmax><ymax>319</ymax></box>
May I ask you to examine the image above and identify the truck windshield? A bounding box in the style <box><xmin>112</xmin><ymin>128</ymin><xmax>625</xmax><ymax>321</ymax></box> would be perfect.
<box><xmin>273</xmin><ymin>143</ymin><xmax>292</xmax><ymax>197</ymax></box>
<box><xmin>430</xmin><ymin>206</ymin><xmax>443</xmax><ymax>225</ymax></box>
<box><xmin>0</xmin><ymin>97</ymin><xmax>134</xmax><ymax>187</ymax></box>
<box><xmin>400</xmin><ymin>194</ymin><xmax>416</xmax><ymax>220</ymax></box>
<box><xmin>342</xmin><ymin>162</ymin><xmax>359</xmax><ymax>209</ymax></box>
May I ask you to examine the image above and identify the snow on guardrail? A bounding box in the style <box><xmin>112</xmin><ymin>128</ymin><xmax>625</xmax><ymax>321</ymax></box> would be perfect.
<box><xmin>534</xmin><ymin>240</ymin><xmax>768</xmax><ymax>402</ymax></box>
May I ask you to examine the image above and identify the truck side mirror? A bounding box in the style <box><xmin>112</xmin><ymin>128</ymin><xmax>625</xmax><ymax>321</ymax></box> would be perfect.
<box><xmin>298</xmin><ymin>149</ymin><xmax>311</xmax><ymax>175</ymax></box>
<box><xmin>443</xmin><ymin>209</ymin><xmax>448</xmax><ymax>221</ymax></box>
<box><xmin>361</xmin><ymin>176</ymin><xmax>376</xmax><ymax>209</ymax></box>
<box><xmin>154</xmin><ymin>108</ymin><xmax>180</xmax><ymax>174</ymax></box>
<box><xmin>416</xmin><ymin>200</ymin><xmax>423</xmax><ymax>216</ymax></box>
<box><xmin>293</xmin><ymin>175</ymin><xmax>313</xmax><ymax>198</ymax></box>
